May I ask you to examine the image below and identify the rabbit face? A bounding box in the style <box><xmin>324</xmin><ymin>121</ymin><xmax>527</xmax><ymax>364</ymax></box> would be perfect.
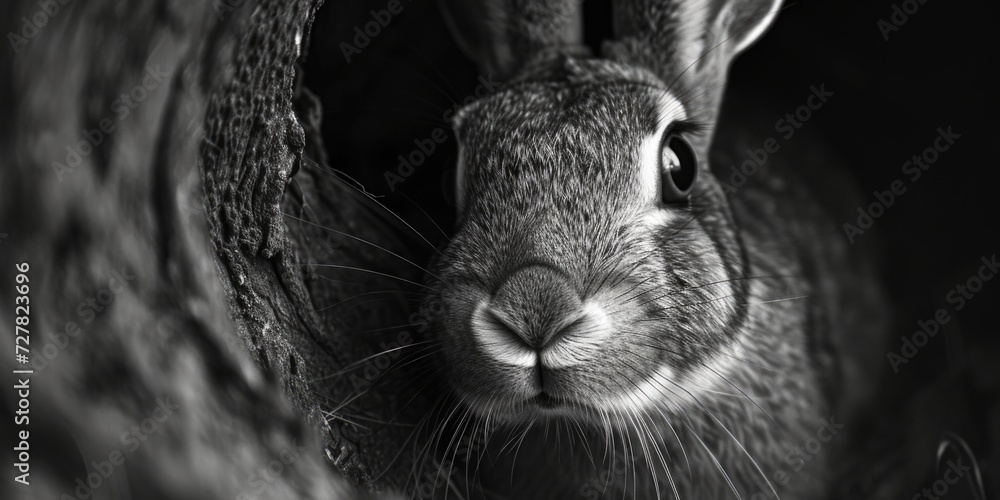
<box><xmin>428</xmin><ymin>58</ymin><xmax>750</xmax><ymax>425</ymax></box>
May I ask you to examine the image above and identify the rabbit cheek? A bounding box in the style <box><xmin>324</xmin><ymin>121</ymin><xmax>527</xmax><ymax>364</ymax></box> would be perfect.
<box><xmin>632</xmin><ymin>222</ymin><xmax>741</xmax><ymax>377</ymax></box>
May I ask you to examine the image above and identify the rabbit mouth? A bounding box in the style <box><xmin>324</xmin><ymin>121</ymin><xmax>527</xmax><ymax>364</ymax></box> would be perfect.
<box><xmin>455</xmin><ymin>386</ymin><xmax>599</xmax><ymax>423</ymax></box>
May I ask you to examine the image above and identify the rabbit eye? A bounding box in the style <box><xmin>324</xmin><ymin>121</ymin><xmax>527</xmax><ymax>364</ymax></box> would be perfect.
<box><xmin>660</xmin><ymin>134</ymin><xmax>698</xmax><ymax>203</ymax></box>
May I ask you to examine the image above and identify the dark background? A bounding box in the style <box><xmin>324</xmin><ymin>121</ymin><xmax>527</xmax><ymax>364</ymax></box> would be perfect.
<box><xmin>302</xmin><ymin>0</ymin><xmax>997</xmax><ymax>496</ymax></box>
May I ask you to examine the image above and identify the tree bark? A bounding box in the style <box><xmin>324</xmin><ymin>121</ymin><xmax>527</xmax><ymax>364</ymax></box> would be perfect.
<box><xmin>1</xmin><ymin>0</ymin><xmax>422</xmax><ymax>498</ymax></box>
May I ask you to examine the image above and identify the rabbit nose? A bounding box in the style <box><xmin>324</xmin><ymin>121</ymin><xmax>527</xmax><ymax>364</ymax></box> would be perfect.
<box><xmin>471</xmin><ymin>265</ymin><xmax>611</xmax><ymax>369</ymax></box>
<box><xmin>491</xmin><ymin>265</ymin><xmax>581</xmax><ymax>347</ymax></box>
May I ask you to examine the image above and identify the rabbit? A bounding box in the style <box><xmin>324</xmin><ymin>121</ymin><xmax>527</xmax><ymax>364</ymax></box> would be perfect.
<box><xmin>414</xmin><ymin>0</ymin><xmax>891</xmax><ymax>498</ymax></box>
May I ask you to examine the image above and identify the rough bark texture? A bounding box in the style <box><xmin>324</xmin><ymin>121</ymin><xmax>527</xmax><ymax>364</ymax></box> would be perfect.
<box><xmin>0</xmin><ymin>0</ymin><xmax>421</xmax><ymax>498</ymax></box>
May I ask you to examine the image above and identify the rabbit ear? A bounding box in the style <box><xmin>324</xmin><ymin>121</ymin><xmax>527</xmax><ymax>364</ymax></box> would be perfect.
<box><xmin>606</xmin><ymin>0</ymin><xmax>782</xmax><ymax>120</ymax></box>
<box><xmin>437</xmin><ymin>0</ymin><xmax>585</xmax><ymax>80</ymax></box>
<box><xmin>726</xmin><ymin>0</ymin><xmax>783</xmax><ymax>55</ymax></box>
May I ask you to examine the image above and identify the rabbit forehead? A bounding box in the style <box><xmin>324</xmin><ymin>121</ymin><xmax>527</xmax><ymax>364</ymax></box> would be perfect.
<box><xmin>456</xmin><ymin>83</ymin><xmax>688</xmax><ymax>213</ymax></box>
